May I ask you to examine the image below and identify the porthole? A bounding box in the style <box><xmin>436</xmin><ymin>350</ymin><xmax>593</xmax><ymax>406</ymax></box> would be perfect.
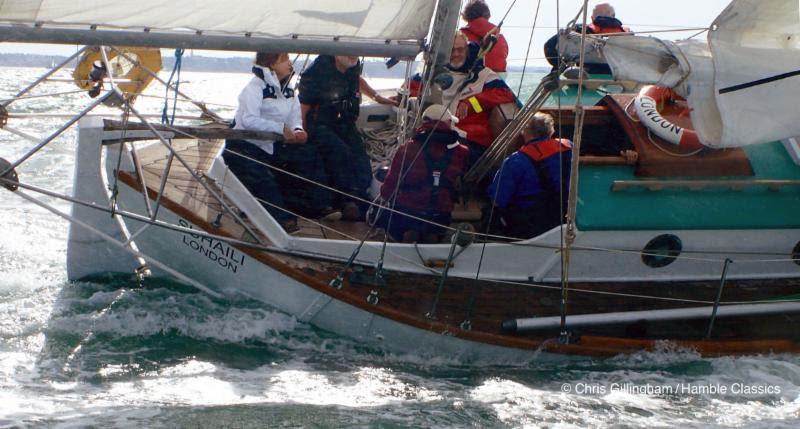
<box><xmin>792</xmin><ymin>242</ymin><xmax>800</xmax><ymax>266</ymax></box>
<box><xmin>642</xmin><ymin>234</ymin><xmax>682</xmax><ymax>268</ymax></box>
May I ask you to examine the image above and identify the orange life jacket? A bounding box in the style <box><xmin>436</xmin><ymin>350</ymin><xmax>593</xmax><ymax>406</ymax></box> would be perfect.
<box><xmin>519</xmin><ymin>138</ymin><xmax>573</xmax><ymax>162</ymax></box>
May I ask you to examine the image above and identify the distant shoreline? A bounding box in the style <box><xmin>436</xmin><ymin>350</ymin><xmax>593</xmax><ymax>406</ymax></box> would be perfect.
<box><xmin>0</xmin><ymin>53</ymin><xmax>549</xmax><ymax>75</ymax></box>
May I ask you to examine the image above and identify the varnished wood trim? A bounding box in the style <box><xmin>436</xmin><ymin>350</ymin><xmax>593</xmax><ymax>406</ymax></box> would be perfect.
<box><xmin>104</xmin><ymin>119</ymin><xmax>281</xmax><ymax>142</ymax></box>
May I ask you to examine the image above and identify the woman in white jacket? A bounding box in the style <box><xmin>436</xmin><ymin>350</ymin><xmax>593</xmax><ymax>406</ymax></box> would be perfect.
<box><xmin>224</xmin><ymin>52</ymin><xmax>334</xmax><ymax>233</ymax></box>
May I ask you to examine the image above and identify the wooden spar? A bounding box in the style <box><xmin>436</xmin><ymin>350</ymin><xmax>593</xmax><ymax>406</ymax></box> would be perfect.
<box><xmin>102</xmin><ymin>120</ymin><xmax>281</xmax><ymax>142</ymax></box>
<box><xmin>504</xmin><ymin>301</ymin><xmax>800</xmax><ymax>333</ymax></box>
<box><xmin>0</xmin><ymin>25</ymin><xmax>424</xmax><ymax>58</ymax></box>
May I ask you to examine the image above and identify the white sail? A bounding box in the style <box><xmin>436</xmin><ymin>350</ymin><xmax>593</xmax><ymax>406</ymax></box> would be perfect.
<box><xmin>0</xmin><ymin>0</ymin><xmax>436</xmax><ymax>56</ymax></box>
<box><xmin>0</xmin><ymin>0</ymin><xmax>433</xmax><ymax>40</ymax></box>
<box><xmin>602</xmin><ymin>0</ymin><xmax>800</xmax><ymax>148</ymax></box>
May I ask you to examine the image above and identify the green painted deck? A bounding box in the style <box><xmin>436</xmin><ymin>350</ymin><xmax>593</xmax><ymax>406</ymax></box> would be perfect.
<box><xmin>544</xmin><ymin>82</ymin><xmax>800</xmax><ymax>230</ymax></box>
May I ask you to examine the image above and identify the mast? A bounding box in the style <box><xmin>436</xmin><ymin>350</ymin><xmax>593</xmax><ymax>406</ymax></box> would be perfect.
<box><xmin>417</xmin><ymin>0</ymin><xmax>462</xmax><ymax>106</ymax></box>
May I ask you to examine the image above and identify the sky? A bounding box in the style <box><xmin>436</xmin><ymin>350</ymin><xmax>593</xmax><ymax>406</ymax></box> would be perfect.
<box><xmin>0</xmin><ymin>0</ymin><xmax>733</xmax><ymax>68</ymax></box>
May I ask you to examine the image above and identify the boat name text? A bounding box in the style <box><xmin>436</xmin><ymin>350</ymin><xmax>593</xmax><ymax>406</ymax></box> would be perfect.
<box><xmin>178</xmin><ymin>219</ymin><xmax>245</xmax><ymax>273</ymax></box>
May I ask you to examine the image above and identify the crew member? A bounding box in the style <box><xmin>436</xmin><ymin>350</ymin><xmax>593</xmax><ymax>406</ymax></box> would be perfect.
<box><xmin>460</xmin><ymin>0</ymin><xmax>509</xmax><ymax>74</ymax></box>
<box><xmin>486</xmin><ymin>112</ymin><xmax>572</xmax><ymax>239</ymax></box>
<box><xmin>588</xmin><ymin>3</ymin><xmax>630</xmax><ymax>34</ymax></box>
<box><xmin>299</xmin><ymin>55</ymin><xmax>388</xmax><ymax>220</ymax></box>
<box><xmin>224</xmin><ymin>52</ymin><xmax>328</xmax><ymax>233</ymax></box>
<box><xmin>544</xmin><ymin>2</ymin><xmax>630</xmax><ymax>74</ymax></box>
<box><xmin>379</xmin><ymin>105</ymin><xmax>470</xmax><ymax>243</ymax></box>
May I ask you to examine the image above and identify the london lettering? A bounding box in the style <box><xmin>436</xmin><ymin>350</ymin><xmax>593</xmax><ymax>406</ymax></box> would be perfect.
<box><xmin>178</xmin><ymin>219</ymin><xmax>245</xmax><ymax>273</ymax></box>
<box><xmin>640</xmin><ymin>97</ymin><xmax>683</xmax><ymax>136</ymax></box>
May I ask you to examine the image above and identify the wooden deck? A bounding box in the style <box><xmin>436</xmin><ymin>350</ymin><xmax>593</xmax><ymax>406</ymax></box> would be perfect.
<box><xmin>132</xmin><ymin>138</ymin><xmax>268</xmax><ymax>243</ymax></box>
<box><xmin>126</xmin><ymin>136</ymin><xmax>387</xmax><ymax>242</ymax></box>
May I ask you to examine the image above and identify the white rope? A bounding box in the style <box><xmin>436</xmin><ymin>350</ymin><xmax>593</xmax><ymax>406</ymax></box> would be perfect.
<box><xmin>362</xmin><ymin>126</ymin><xmax>400</xmax><ymax>164</ymax></box>
<box><xmin>646</xmin><ymin>128</ymin><xmax>704</xmax><ymax>157</ymax></box>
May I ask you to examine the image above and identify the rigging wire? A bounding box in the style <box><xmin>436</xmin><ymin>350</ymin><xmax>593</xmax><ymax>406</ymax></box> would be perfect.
<box><xmin>370</xmin><ymin>59</ymin><xmax>417</xmax><ymax>290</ymax></box>
<box><xmin>515</xmin><ymin>0</ymin><xmax>543</xmax><ymax>97</ymax></box>
<box><xmin>5</xmin><ymin>176</ymin><xmax>797</xmax><ymax>308</ymax></box>
<box><xmin>0</xmin><ymin>89</ymin><xmax>85</xmax><ymax>103</ymax></box>
<box><xmin>497</xmin><ymin>0</ymin><xmax>519</xmax><ymax>27</ymax></box>
<box><xmin>462</xmin><ymin>0</ymin><xmax>545</xmax><ymax>330</ymax></box>
<box><xmin>162</xmin><ymin>48</ymin><xmax>185</xmax><ymax>125</ymax></box>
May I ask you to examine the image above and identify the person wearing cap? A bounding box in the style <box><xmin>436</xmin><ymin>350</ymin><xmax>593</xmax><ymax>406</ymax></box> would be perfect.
<box><xmin>460</xmin><ymin>0</ymin><xmax>509</xmax><ymax>74</ymax></box>
<box><xmin>486</xmin><ymin>112</ymin><xmax>572</xmax><ymax>239</ymax></box>
<box><xmin>224</xmin><ymin>52</ymin><xmax>338</xmax><ymax>234</ymax></box>
<box><xmin>378</xmin><ymin>105</ymin><xmax>470</xmax><ymax>243</ymax></box>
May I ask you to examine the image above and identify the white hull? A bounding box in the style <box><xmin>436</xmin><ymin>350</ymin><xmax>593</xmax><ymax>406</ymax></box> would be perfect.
<box><xmin>65</xmin><ymin>120</ymin><xmax>800</xmax><ymax>359</ymax></box>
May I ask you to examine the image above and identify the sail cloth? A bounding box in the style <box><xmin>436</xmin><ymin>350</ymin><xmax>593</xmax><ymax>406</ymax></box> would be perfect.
<box><xmin>0</xmin><ymin>0</ymin><xmax>435</xmax><ymax>56</ymax></box>
<box><xmin>602</xmin><ymin>0</ymin><xmax>800</xmax><ymax>148</ymax></box>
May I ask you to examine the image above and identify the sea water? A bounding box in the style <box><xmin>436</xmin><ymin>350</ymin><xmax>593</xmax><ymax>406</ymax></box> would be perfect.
<box><xmin>1</xmin><ymin>67</ymin><xmax>799</xmax><ymax>428</ymax></box>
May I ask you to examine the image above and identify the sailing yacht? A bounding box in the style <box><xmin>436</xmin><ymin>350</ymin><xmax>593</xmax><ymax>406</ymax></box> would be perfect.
<box><xmin>0</xmin><ymin>0</ymin><xmax>799</xmax><ymax>360</ymax></box>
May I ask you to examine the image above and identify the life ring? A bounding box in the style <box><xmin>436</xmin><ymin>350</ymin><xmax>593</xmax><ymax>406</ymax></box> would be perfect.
<box><xmin>634</xmin><ymin>85</ymin><xmax>704</xmax><ymax>150</ymax></box>
<box><xmin>72</xmin><ymin>47</ymin><xmax>162</xmax><ymax>100</ymax></box>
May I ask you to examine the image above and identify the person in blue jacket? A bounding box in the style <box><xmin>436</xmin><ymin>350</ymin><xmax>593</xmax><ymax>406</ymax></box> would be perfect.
<box><xmin>486</xmin><ymin>112</ymin><xmax>572</xmax><ymax>239</ymax></box>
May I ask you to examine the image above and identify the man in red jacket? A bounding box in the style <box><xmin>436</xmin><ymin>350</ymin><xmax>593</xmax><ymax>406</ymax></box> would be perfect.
<box><xmin>588</xmin><ymin>3</ymin><xmax>630</xmax><ymax>34</ymax></box>
<box><xmin>460</xmin><ymin>0</ymin><xmax>509</xmax><ymax>74</ymax></box>
<box><xmin>407</xmin><ymin>33</ymin><xmax>518</xmax><ymax>167</ymax></box>
<box><xmin>446</xmin><ymin>32</ymin><xmax>518</xmax><ymax>166</ymax></box>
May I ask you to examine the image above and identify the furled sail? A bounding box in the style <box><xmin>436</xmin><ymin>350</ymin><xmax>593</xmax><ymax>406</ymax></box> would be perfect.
<box><xmin>602</xmin><ymin>0</ymin><xmax>800</xmax><ymax>148</ymax></box>
<box><xmin>0</xmin><ymin>0</ymin><xmax>436</xmax><ymax>57</ymax></box>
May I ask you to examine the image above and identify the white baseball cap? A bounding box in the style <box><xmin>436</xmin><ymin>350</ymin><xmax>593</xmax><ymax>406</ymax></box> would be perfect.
<box><xmin>422</xmin><ymin>104</ymin><xmax>459</xmax><ymax>124</ymax></box>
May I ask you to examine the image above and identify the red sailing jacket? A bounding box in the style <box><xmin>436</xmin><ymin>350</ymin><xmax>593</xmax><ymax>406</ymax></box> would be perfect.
<box><xmin>460</xmin><ymin>17</ymin><xmax>509</xmax><ymax>73</ymax></box>
<box><xmin>406</xmin><ymin>70</ymin><xmax>517</xmax><ymax>148</ymax></box>
<box><xmin>453</xmin><ymin>70</ymin><xmax>518</xmax><ymax>148</ymax></box>
<box><xmin>587</xmin><ymin>17</ymin><xmax>630</xmax><ymax>34</ymax></box>
<box><xmin>380</xmin><ymin>124</ymin><xmax>469</xmax><ymax>213</ymax></box>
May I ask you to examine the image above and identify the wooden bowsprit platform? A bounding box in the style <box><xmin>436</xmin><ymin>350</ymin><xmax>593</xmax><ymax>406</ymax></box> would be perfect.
<box><xmin>116</xmin><ymin>136</ymin><xmax>268</xmax><ymax>244</ymax></box>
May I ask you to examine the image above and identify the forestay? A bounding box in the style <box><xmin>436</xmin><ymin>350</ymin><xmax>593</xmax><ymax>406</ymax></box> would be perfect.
<box><xmin>602</xmin><ymin>0</ymin><xmax>800</xmax><ymax>148</ymax></box>
<box><xmin>0</xmin><ymin>0</ymin><xmax>436</xmax><ymax>56</ymax></box>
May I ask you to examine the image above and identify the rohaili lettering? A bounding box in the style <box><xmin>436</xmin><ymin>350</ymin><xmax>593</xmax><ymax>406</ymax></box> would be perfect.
<box><xmin>178</xmin><ymin>219</ymin><xmax>245</xmax><ymax>273</ymax></box>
